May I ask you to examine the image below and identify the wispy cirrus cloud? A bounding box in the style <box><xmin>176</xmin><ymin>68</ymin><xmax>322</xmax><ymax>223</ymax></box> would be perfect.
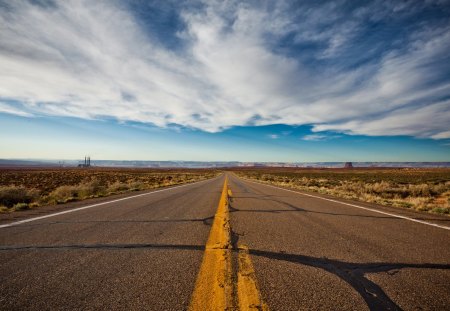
<box><xmin>434</xmin><ymin>132</ymin><xmax>450</xmax><ymax>139</ymax></box>
<box><xmin>313</xmin><ymin>99</ymin><xmax>450</xmax><ymax>139</ymax></box>
<box><xmin>0</xmin><ymin>0</ymin><xmax>449</xmax><ymax>138</ymax></box>
<box><xmin>301</xmin><ymin>134</ymin><xmax>340</xmax><ymax>141</ymax></box>
<box><xmin>0</xmin><ymin>101</ymin><xmax>32</xmax><ymax>117</ymax></box>
<box><xmin>302</xmin><ymin>134</ymin><xmax>329</xmax><ymax>142</ymax></box>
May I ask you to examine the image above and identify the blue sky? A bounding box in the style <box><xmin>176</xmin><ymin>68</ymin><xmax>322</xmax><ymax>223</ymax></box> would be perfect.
<box><xmin>0</xmin><ymin>0</ymin><xmax>449</xmax><ymax>161</ymax></box>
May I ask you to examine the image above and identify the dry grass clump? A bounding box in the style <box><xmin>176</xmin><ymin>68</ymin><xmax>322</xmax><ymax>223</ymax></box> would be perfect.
<box><xmin>235</xmin><ymin>168</ymin><xmax>450</xmax><ymax>215</ymax></box>
<box><xmin>0</xmin><ymin>168</ymin><xmax>218</xmax><ymax>213</ymax></box>
<box><xmin>0</xmin><ymin>186</ymin><xmax>40</xmax><ymax>211</ymax></box>
<box><xmin>48</xmin><ymin>179</ymin><xmax>107</xmax><ymax>204</ymax></box>
<box><xmin>107</xmin><ymin>181</ymin><xmax>132</xmax><ymax>193</ymax></box>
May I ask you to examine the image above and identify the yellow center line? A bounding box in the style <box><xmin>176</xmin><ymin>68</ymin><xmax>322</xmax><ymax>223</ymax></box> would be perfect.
<box><xmin>237</xmin><ymin>244</ymin><xmax>269</xmax><ymax>311</ymax></box>
<box><xmin>189</xmin><ymin>176</ymin><xmax>268</xmax><ymax>310</ymax></box>
<box><xmin>188</xmin><ymin>177</ymin><xmax>233</xmax><ymax>310</ymax></box>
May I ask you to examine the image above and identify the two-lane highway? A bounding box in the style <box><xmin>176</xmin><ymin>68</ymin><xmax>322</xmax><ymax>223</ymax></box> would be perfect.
<box><xmin>0</xmin><ymin>173</ymin><xmax>449</xmax><ymax>310</ymax></box>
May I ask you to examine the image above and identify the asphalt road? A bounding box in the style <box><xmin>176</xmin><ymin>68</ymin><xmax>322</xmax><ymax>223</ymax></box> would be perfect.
<box><xmin>1</xmin><ymin>173</ymin><xmax>449</xmax><ymax>310</ymax></box>
<box><xmin>227</xmin><ymin>174</ymin><xmax>450</xmax><ymax>311</ymax></box>
<box><xmin>0</xmin><ymin>176</ymin><xmax>224</xmax><ymax>310</ymax></box>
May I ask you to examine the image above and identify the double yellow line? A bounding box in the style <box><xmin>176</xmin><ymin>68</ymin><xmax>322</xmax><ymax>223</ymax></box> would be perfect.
<box><xmin>189</xmin><ymin>177</ymin><xmax>268</xmax><ymax>310</ymax></box>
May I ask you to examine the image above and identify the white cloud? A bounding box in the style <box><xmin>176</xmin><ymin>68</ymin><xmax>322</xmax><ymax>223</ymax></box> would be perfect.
<box><xmin>313</xmin><ymin>99</ymin><xmax>450</xmax><ymax>139</ymax></box>
<box><xmin>302</xmin><ymin>134</ymin><xmax>328</xmax><ymax>141</ymax></box>
<box><xmin>0</xmin><ymin>0</ymin><xmax>449</xmax><ymax>138</ymax></box>
<box><xmin>268</xmin><ymin>134</ymin><xmax>279</xmax><ymax>139</ymax></box>
<box><xmin>0</xmin><ymin>102</ymin><xmax>32</xmax><ymax>117</ymax></box>
<box><xmin>301</xmin><ymin>134</ymin><xmax>340</xmax><ymax>141</ymax></box>
<box><xmin>431</xmin><ymin>131</ymin><xmax>450</xmax><ymax>139</ymax></box>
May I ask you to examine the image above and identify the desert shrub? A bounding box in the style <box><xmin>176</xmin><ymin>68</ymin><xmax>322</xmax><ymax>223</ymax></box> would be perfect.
<box><xmin>432</xmin><ymin>207</ymin><xmax>449</xmax><ymax>214</ymax></box>
<box><xmin>128</xmin><ymin>181</ymin><xmax>145</xmax><ymax>191</ymax></box>
<box><xmin>77</xmin><ymin>179</ymin><xmax>106</xmax><ymax>198</ymax></box>
<box><xmin>0</xmin><ymin>186</ymin><xmax>39</xmax><ymax>207</ymax></box>
<box><xmin>49</xmin><ymin>179</ymin><xmax>107</xmax><ymax>203</ymax></box>
<box><xmin>371</xmin><ymin>181</ymin><xmax>391</xmax><ymax>194</ymax></box>
<box><xmin>50</xmin><ymin>185</ymin><xmax>80</xmax><ymax>202</ymax></box>
<box><xmin>12</xmin><ymin>203</ymin><xmax>29</xmax><ymax>211</ymax></box>
<box><xmin>409</xmin><ymin>184</ymin><xmax>431</xmax><ymax>197</ymax></box>
<box><xmin>107</xmin><ymin>181</ymin><xmax>130</xmax><ymax>193</ymax></box>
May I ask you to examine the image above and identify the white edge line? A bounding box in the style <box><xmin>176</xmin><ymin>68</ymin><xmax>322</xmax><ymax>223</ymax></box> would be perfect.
<box><xmin>0</xmin><ymin>175</ymin><xmax>222</xmax><ymax>229</ymax></box>
<box><xmin>238</xmin><ymin>176</ymin><xmax>450</xmax><ymax>231</ymax></box>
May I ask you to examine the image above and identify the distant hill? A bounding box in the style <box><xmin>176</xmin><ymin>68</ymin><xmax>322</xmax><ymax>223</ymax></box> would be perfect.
<box><xmin>1</xmin><ymin>159</ymin><xmax>449</xmax><ymax>168</ymax></box>
<box><xmin>0</xmin><ymin>159</ymin><xmax>61</xmax><ymax>167</ymax></box>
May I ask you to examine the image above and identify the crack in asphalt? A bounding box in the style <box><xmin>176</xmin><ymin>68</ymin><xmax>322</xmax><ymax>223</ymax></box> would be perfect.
<box><xmin>0</xmin><ymin>243</ymin><xmax>205</xmax><ymax>251</ymax></box>
<box><xmin>1</xmin><ymin>240</ymin><xmax>448</xmax><ymax>311</ymax></box>
<box><xmin>228</xmin><ymin>176</ymin><xmax>450</xmax><ymax>310</ymax></box>
<box><xmin>9</xmin><ymin>216</ymin><xmax>216</xmax><ymax>228</ymax></box>
<box><xmin>249</xmin><ymin>249</ymin><xmax>450</xmax><ymax>311</ymax></box>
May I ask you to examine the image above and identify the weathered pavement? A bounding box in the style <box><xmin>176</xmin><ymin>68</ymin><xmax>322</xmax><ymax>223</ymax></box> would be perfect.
<box><xmin>0</xmin><ymin>176</ymin><xmax>224</xmax><ymax>310</ymax></box>
<box><xmin>227</xmin><ymin>173</ymin><xmax>450</xmax><ymax>310</ymax></box>
<box><xmin>0</xmin><ymin>173</ymin><xmax>449</xmax><ymax>310</ymax></box>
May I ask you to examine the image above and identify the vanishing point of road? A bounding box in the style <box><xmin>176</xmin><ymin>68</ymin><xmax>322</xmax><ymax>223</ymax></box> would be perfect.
<box><xmin>0</xmin><ymin>173</ymin><xmax>449</xmax><ymax>310</ymax></box>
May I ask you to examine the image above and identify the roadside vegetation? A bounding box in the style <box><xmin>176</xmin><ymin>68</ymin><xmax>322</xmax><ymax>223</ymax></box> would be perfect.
<box><xmin>234</xmin><ymin>168</ymin><xmax>450</xmax><ymax>215</ymax></box>
<box><xmin>0</xmin><ymin>168</ymin><xmax>218</xmax><ymax>212</ymax></box>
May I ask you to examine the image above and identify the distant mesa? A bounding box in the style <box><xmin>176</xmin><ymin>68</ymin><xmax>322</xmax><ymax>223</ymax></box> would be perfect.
<box><xmin>344</xmin><ymin>162</ymin><xmax>353</xmax><ymax>168</ymax></box>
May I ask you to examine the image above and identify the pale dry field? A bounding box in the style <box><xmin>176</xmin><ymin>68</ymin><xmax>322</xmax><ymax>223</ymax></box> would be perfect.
<box><xmin>234</xmin><ymin>168</ymin><xmax>450</xmax><ymax>215</ymax></box>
